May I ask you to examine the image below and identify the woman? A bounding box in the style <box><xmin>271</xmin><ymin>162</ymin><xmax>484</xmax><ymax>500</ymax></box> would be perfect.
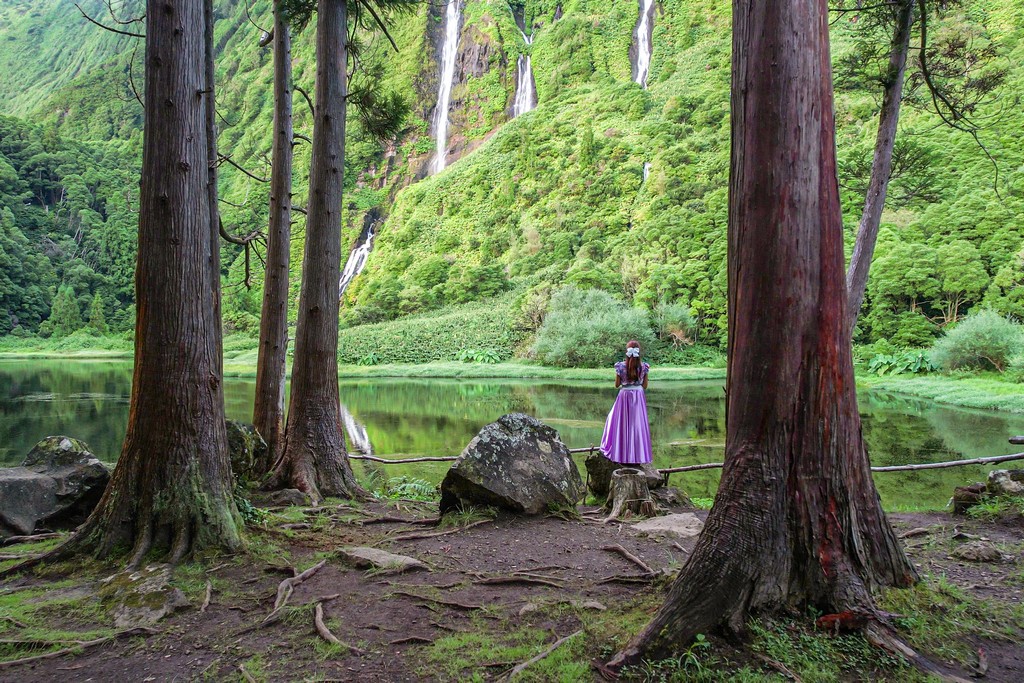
<box><xmin>599</xmin><ymin>340</ymin><xmax>652</xmax><ymax>464</ymax></box>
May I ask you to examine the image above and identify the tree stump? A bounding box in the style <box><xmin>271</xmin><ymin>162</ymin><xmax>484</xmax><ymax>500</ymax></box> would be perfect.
<box><xmin>604</xmin><ymin>468</ymin><xmax>657</xmax><ymax>521</ymax></box>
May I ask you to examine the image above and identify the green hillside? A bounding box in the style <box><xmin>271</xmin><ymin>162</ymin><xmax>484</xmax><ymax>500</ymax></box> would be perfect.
<box><xmin>0</xmin><ymin>0</ymin><xmax>1022</xmax><ymax>359</ymax></box>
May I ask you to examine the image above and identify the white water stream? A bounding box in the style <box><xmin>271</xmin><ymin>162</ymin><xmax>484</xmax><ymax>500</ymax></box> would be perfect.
<box><xmin>338</xmin><ymin>222</ymin><xmax>376</xmax><ymax>297</ymax></box>
<box><xmin>634</xmin><ymin>0</ymin><xmax>655</xmax><ymax>88</ymax></box>
<box><xmin>430</xmin><ymin>0</ymin><xmax>463</xmax><ymax>174</ymax></box>
<box><xmin>512</xmin><ymin>29</ymin><xmax>536</xmax><ymax>117</ymax></box>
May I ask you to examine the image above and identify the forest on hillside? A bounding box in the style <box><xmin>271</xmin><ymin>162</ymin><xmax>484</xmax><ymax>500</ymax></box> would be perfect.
<box><xmin>0</xmin><ymin>0</ymin><xmax>1022</xmax><ymax>368</ymax></box>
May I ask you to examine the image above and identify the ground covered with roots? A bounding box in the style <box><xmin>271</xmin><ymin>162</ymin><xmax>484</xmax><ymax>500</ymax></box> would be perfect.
<box><xmin>1</xmin><ymin>497</ymin><xmax>1022</xmax><ymax>682</ymax></box>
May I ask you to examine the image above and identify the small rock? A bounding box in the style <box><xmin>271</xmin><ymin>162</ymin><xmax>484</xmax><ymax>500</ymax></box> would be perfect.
<box><xmin>518</xmin><ymin>603</ymin><xmax>540</xmax><ymax>616</ymax></box>
<box><xmin>99</xmin><ymin>564</ymin><xmax>190</xmax><ymax>628</ymax></box>
<box><xmin>579</xmin><ymin>600</ymin><xmax>607</xmax><ymax>611</ymax></box>
<box><xmin>951</xmin><ymin>541</ymin><xmax>1003</xmax><ymax>563</ymax></box>
<box><xmin>632</xmin><ymin>513</ymin><xmax>704</xmax><ymax>539</ymax></box>
<box><xmin>439</xmin><ymin>414</ymin><xmax>584</xmax><ymax>515</ymax></box>
<box><xmin>338</xmin><ymin>547</ymin><xmax>428</xmax><ymax>574</ymax></box>
<box><xmin>271</xmin><ymin>488</ymin><xmax>312</xmax><ymax>507</ymax></box>
<box><xmin>650</xmin><ymin>486</ymin><xmax>693</xmax><ymax>509</ymax></box>
<box><xmin>987</xmin><ymin>470</ymin><xmax>1024</xmax><ymax>497</ymax></box>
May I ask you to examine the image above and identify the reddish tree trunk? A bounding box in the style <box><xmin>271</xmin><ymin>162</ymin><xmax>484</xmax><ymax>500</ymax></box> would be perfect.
<box><xmin>845</xmin><ymin>0</ymin><xmax>914</xmax><ymax>332</ymax></box>
<box><xmin>253</xmin><ymin>6</ymin><xmax>294</xmax><ymax>474</ymax></box>
<box><xmin>609</xmin><ymin>0</ymin><xmax>915</xmax><ymax>666</ymax></box>
<box><xmin>62</xmin><ymin>0</ymin><xmax>241</xmax><ymax>564</ymax></box>
<box><xmin>268</xmin><ymin>0</ymin><xmax>362</xmax><ymax>502</ymax></box>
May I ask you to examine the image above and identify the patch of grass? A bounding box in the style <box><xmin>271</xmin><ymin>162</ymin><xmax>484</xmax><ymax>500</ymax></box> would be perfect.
<box><xmin>966</xmin><ymin>496</ymin><xmax>1024</xmax><ymax>520</ymax></box>
<box><xmin>879</xmin><ymin>575</ymin><xmax>1024</xmax><ymax>668</ymax></box>
<box><xmin>239</xmin><ymin>653</ymin><xmax>268</xmax><ymax>681</ymax></box>
<box><xmin>856</xmin><ymin>373</ymin><xmax>1024</xmax><ymax>413</ymax></box>
<box><xmin>437</xmin><ymin>506</ymin><xmax>497</xmax><ymax>529</ymax></box>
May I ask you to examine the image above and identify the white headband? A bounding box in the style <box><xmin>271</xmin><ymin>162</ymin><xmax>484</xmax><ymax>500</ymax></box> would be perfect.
<box><xmin>626</xmin><ymin>347</ymin><xmax>640</xmax><ymax>358</ymax></box>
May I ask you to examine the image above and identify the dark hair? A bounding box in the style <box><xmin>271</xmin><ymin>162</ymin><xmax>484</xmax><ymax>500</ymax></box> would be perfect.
<box><xmin>625</xmin><ymin>340</ymin><xmax>641</xmax><ymax>382</ymax></box>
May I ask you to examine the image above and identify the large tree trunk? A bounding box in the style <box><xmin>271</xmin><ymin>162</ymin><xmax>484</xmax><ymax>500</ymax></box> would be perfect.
<box><xmin>608</xmin><ymin>0</ymin><xmax>915</xmax><ymax>666</ymax></box>
<box><xmin>253</xmin><ymin>5</ymin><xmax>294</xmax><ymax>475</ymax></box>
<box><xmin>268</xmin><ymin>0</ymin><xmax>362</xmax><ymax>503</ymax></box>
<box><xmin>206</xmin><ymin>0</ymin><xmax>224</xmax><ymax>370</ymax></box>
<box><xmin>845</xmin><ymin>0</ymin><xmax>914</xmax><ymax>333</ymax></box>
<box><xmin>51</xmin><ymin>0</ymin><xmax>241</xmax><ymax>565</ymax></box>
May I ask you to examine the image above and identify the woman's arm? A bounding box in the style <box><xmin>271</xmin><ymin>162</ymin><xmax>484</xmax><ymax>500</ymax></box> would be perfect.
<box><xmin>642</xmin><ymin>375</ymin><xmax>648</xmax><ymax>390</ymax></box>
<box><xmin>642</xmin><ymin>364</ymin><xmax>649</xmax><ymax>390</ymax></box>
<box><xmin>615</xmin><ymin>374</ymin><xmax>622</xmax><ymax>388</ymax></box>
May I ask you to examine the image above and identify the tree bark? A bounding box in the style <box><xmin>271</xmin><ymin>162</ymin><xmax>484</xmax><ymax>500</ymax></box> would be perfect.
<box><xmin>268</xmin><ymin>0</ymin><xmax>362</xmax><ymax>503</ymax></box>
<box><xmin>604</xmin><ymin>468</ymin><xmax>656</xmax><ymax>521</ymax></box>
<box><xmin>253</xmin><ymin>3</ymin><xmax>294</xmax><ymax>475</ymax></box>
<box><xmin>609</xmin><ymin>0</ymin><xmax>915</xmax><ymax>666</ymax></box>
<box><xmin>59</xmin><ymin>0</ymin><xmax>242</xmax><ymax>563</ymax></box>
<box><xmin>845</xmin><ymin>0</ymin><xmax>914</xmax><ymax>333</ymax></box>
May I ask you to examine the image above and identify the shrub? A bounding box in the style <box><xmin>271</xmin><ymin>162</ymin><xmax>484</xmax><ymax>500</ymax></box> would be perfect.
<box><xmin>867</xmin><ymin>351</ymin><xmax>938</xmax><ymax>375</ymax></box>
<box><xmin>930</xmin><ymin>310</ymin><xmax>1024</xmax><ymax>373</ymax></box>
<box><xmin>531</xmin><ymin>287</ymin><xmax>655</xmax><ymax>368</ymax></box>
<box><xmin>651</xmin><ymin>301</ymin><xmax>696</xmax><ymax>346</ymax></box>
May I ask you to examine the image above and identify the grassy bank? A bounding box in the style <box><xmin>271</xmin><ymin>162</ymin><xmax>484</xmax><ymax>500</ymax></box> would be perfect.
<box><xmin>857</xmin><ymin>374</ymin><xmax>1024</xmax><ymax>414</ymax></box>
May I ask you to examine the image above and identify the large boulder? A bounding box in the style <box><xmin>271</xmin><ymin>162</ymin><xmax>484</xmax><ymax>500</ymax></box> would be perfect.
<box><xmin>584</xmin><ymin>452</ymin><xmax>663</xmax><ymax>497</ymax></box>
<box><xmin>439</xmin><ymin>414</ymin><xmax>584</xmax><ymax>515</ymax></box>
<box><xmin>226</xmin><ymin>420</ymin><xmax>270</xmax><ymax>484</ymax></box>
<box><xmin>0</xmin><ymin>436</ymin><xmax>110</xmax><ymax>537</ymax></box>
<box><xmin>987</xmin><ymin>470</ymin><xmax>1024</xmax><ymax>497</ymax></box>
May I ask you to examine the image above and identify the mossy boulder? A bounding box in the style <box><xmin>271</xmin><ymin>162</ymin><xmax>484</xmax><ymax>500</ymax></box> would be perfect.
<box><xmin>439</xmin><ymin>413</ymin><xmax>583</xmax><ymax>515</ymax></box>
<box><xmin>226</xmin><ymin>420</ymin><xmax>269</xmax><ymax>484</ymax></box>
<box><xmin>0</xmin><ymin>436</ymin><xmax>109</xmax><ymax>537</ymax></box>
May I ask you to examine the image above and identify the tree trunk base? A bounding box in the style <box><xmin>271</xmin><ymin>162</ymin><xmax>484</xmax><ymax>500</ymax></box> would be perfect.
<box><xmin>603</xmin><ymin>468</ymin><xmax>657</xmax><ymax>522</ymax></box>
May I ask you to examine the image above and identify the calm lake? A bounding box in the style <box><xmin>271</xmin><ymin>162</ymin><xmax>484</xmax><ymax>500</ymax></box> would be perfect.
<box><xmin>2</xmin><ymin>359</ymin><xmax>1023</xmax><ymax>510</ymax></box>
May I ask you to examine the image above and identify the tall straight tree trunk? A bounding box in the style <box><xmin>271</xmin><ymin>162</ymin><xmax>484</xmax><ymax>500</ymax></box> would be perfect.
<box><xmin>609</xmin><ymin>0</ymin><xmax>915</xmax><ymax>666</ymax></box>
<box><xmin>206</xmin><ymin>0</ymin><xmax>224</xmax><ymax>370</ymax></box>
<box><xmin>845</xmin><ymin>0</ymin><xmax>914</xmax><ymax>333</ymax></box>
<box><xmin>268</xmin><ymin>0</ymin><xmax>362</xmax><ymax>502</ymax></box>
<box><xmin>40</xmin><ymin>0</ymin><xmax>241</xmax><ymax>565</ymax></box>
<box><xmin>253</xmin><ymin>4</ymin><xmax>294</xmax><ymax>474</ymax></box>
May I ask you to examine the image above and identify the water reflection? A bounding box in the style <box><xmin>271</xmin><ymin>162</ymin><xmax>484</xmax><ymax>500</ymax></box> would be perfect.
<box><xmin>2</xmin><ymin>360</ymin><xmax>1022</xmax><ymax>510</ymax></box>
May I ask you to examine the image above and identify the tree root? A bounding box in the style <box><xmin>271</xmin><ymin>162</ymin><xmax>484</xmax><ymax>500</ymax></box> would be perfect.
<box><xmin>1</xmin><ymin>533</ymin><xmax>61</xmax><ymax>546</ymax></box>
<box><xmin>1</xmin><ymin>616</ymin><xmax>28</xmax><ymax>628</ymax></box>
<box><xmin>0</xmin><ymin>627</ymin><xmax>159</xmax><ymax>670</ymax></box>
<box><xmin>754</xmin><ymin>653</ymin><xmax>802</xmax><ymax>681</ymax></box>
<box><xmin>262</xmin><ymin>559</ymin><xmax>328</xmax><ymax>624</ymax></box>
<box><xmin>502</xmin><ymin>630</ymin><xmax>582</xmax><ymax>680</ymax></box>
<box><xmin>864</xmin><ymin>621</ymin><xmax>974</xmax><ymax>683</ymax></box>
<box><xmin>362</xmin><ymin>516</ymin><xmax>441</xmax><ymax>526</ymax></box>
<box><xmin>314</xmin><ymin>602</ymin><xmax>365</xmax><ymax>654</ymax></box>
<box><xmin>391</xmin><ymin>519</ymin><xmax>492</xmax><ymax>541</ymax></box>
<box><xmin>201</xmin><ymin>580</ymin><xmax>212</xmax><ymax>613</ymax></box>
<box><xmin>239</xmin><ymin>663</ymin><xmax>256</xmax><ymax>683</ymax></box>
<box><xmin>473</xmin><ymin>576</ymin><xmax>564</xmax><ymax>589</ymax></box>
<box><xmin>596</xmin><ymin>574</ymin><xmax>656</xmax><ymax>585</ymax></box>
<box><xmin>601</xmin><ymin>544</ymin><xmax>654</xmax><ymax>574</ymax></box>
<box><xmin>390</xmin><ymin>589</ymin><xmax>482</xmax><ymax>611</ymax></box>
<box><xmin>389</xmin><ymin>635</ymin><xmax>432</xmax><ymax>645</ymax></box>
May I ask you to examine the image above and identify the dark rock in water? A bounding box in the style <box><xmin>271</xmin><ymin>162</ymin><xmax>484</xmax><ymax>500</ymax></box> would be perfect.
<box><xmin>987</xmin><ymin>469</ymin><xmax>1024</xmax><ymax>497</ymax></box>
<box><xmin>440</xmin><ymin>414</ymin><xmax>584</xmax><ymax>515</ymax></box>
<box><xmin>584</xmin><ymin>452</ymin><xmax>663</xmax><ymax>497</ymax></box>
<box><xmin>0</xmin><ymin>436</ymin><xmax>110</xmax><ymax>537</ymax></box>
<box><xmin>226</xmin><ymin>420</ymin><xmax>269</xmax><ymax>484</ymax></box>
<box><xmin>952</xmin><ymin>482</ymin><xmax>987</xmax><ymax>515</ymax></box>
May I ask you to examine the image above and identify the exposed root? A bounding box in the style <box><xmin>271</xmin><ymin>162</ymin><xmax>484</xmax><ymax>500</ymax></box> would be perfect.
<box><xmin>201</xmin><ymin>580</ymin><xmax>213</xmax><ymax>613</ymax></box>
<box><xmin>754</xmin><ymin>653</ymin><xmax>802</xmax><ymax>681</ymax></box>
<box><xmin>0</xmin><ymin>627</ymin><xmax>159</xmax><ymax>670</ymax></box>
<box><xmin>601</xmin><ymin>544</ymin><xmax>654</xmax><ymax>574</ymax></box>
<box><xmin>390</xmin><ymin>589</ymin><xmax>482</xmax><ymax>611</ymax></box>
<box><xmin>362</xmin><ymin>516</ymin><xmax>441</xmax><ymax>526</ymax></box>
<box><xmin>1</xmin><ymin>533</ymin><xmax>61</xmax><ymax>546</ymax></box>
<box><xmin>391</xmin><ymin>519</ymin><xmax>492</xmax><ymax>541</ymax></box>
<box><xmin>388</xmin><ymin>635</ymin><xmax>433</xmax><ymax>645</ymax></box>
<box><xmin>239</xmin><ymin>663</ymin><xmax>257</xmax><ymax>683</ymax></box>
<box><xmin>168</xmin><ymin>522</ymin><xmax>192</xmax><ymax>566</ymax></box>
<box><xmin>127</xmin><ymin>509</ymin><xmax>154</xmax><ymax>571</ymax></box>
<box><xmin>473</xmin><ymin>575</ymin><xmax>564</xmax><ymax>589</ymax></box>
<box><xmin>502</xmin><ymin>630</ymin><xmax>583</xmax><ymax>681</ymax></box>
<box><xmin>314</xmin><ymin>602</ymin><xmax>365</xmax><ymax>654</ymax></box>
<box><xmin>0</xmin><ymin>554</ymin><xmax>40</xmax><ymax>562</ymax></box>
<box><xmin>596</xmin><ymin>574</ymin><xmax>656</xmax><ymax>585</ymax></box>
<box><xmin>864</xmin><ymin>621</ymin><xmax>974</xmax><ymax>683</ymax></box>
<box><xmin>261</xmin><ymin>559</ymin><xmax>328</xmax><ymax>625</ymax></box>
<box><xmin>1</xmin><ymin>616</ymin><xmax>28</xmax><ymax>628</ymax></box>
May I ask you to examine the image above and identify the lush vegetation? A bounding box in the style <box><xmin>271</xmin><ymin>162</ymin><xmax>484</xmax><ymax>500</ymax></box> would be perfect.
<box><xmin>0</xmin><ymin>0</ymin><xmax>1022</xmax><ymax>378</ymax></box>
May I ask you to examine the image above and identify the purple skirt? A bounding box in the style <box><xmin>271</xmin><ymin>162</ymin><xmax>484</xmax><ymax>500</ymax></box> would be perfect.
<box><xmin>599</xmin><ymin>386</ymin><xmax>653</xmax><ymax>464</ymax></box>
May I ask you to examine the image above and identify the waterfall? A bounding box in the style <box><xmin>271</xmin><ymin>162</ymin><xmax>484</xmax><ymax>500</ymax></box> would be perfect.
<box><xmin>633</xmin><ymin>0</ymin><xmax>655</xmax><ymax>88</ymax></box>
<box><xmin>338</xmin><ymin>221</ymin><xmax>377</xmax><ymax>297</ymax></box>
<box><xmin>430</xmin><ymin>0</ymin><xmax>463</xmax><ymax>175</ymax></box>
<box><xmin>339</xmin><ymin>404</ymin><xmax>374</xmax><ymax>455</ymax></box>
<box><xmin>643</xmin><ymin>162</ymin><xmax>652</xmax><ymax>181</ymax></box>
<box><xmin>512</xmin><ymin>29</ymin><xmax>536</xmax><ymax>117</ymax></box>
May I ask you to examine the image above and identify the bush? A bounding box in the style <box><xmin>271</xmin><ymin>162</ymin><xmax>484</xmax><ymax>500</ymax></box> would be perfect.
<box><xmin>930</xmin><ymin>310</ymin><xmax>1024</xmax><ymax>373</ymax></box>
<box><xmin>337</xmin><ymin>295</ymin><xmax>524</xmax><ymax>365</ymax></box>
<box><xmin>531</xmin><ymin>287</ymin><xmax>655</xmax><ymax>368</ymax></box>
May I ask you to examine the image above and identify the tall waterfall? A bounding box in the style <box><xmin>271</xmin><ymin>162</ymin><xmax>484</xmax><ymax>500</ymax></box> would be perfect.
<box><xmin>633</xmin><ymin>0</ymin><xmax>655</xmax><ymax>88</ymax></box>
<box><xmin>338</xmin><ymin>221</ymin><xmax>377</xmax><ymax>297</ymax></box>
<box><xmin>430</xmin><ymin>0</ymin><xmax>463</xmax><ymax>175</ymax></box>
<box><xmin>512</xmin><ymin>29</ymin><xmax>536</xmax><ymax>117</ymax></box>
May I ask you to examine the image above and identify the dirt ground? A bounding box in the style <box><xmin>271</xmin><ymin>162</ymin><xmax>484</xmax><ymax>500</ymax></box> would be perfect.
<box><xmin>1</xmin><ymin>500</ymin><xmax>1022</xmax><ymax>682</ymax></box>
